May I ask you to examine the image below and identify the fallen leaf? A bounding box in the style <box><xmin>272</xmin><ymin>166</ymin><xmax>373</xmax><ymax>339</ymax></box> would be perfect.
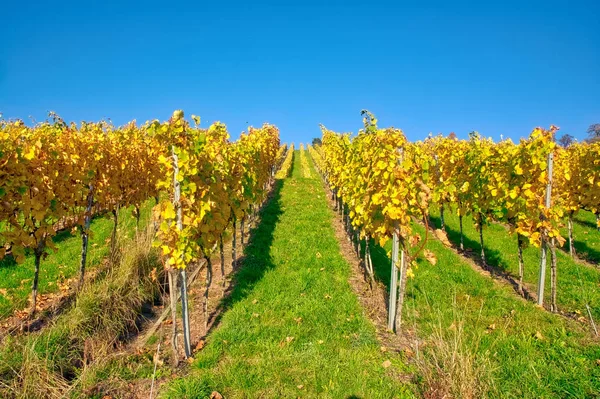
<box><xmin>487</xmin><ymin>323</ymin><xmax>496</xmax><ymax>331</ymax></box>
<box><xmin>380</xmin><ymin>346</ymin><xmax>387</xmax><ymax>352</ymax></box>
<box><xmin>195</xmin><ymin>340</ymin><xmax>205</xmax><ymax>351</ymax></box>
<box><xmin>424</xmin><ymin>249</ymin><xmax>437</xmax><ymax>265</ymax></box>
<box><xmin>297</xmin><ymin>385</ymin><xmax>304</xmax><ymax>389</ymax></box>
<box><xmin>316</xmin><ymin>252</ymin><xmax>322</xmax><ymax>258</ymax></box>
<box><xmin>434</xmin><ymin>229</ymin><xmax>452</xmax><ymax>247</ymax></box>
<box><xmin>295</xmin><ymin>317</ymin><xmax>303</xmax><ymax>324</ymax></box>
<box><xmin>534</xmin><ymin>331</ymin><xmax>544</xmax><ymax>340</ymax></box>
<box><xmin>252</xmin><ymin>299</ymin><xmax>258</xmax><ymax>304</ymax></box>
<box><xmin>286</xmin><ymin>336</ymin><xmax>294</xmax><ymax>343</ymax></box>
<box><xmin>0</xmin><ymin>289</ymin><xmax>7</xmax><ymax>296</ymax></box>
<box><xmin>210</xmin><ymin>391</ymin><xmax>223</xmax><ymax>399</ymax></box>
<box><xmin>382</xmin><ymin>360</ymin><xmax>392</xmax><ymax>368</ymax></box>
<box><xmin>320</xmin><ymin>267</ymin><xmax>325</xmax><ymax>271</ymax></box>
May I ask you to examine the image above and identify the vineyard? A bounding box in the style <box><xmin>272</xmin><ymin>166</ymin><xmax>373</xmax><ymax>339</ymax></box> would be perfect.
<box><xmin>0</xmin><ymin>111</ymin><xmax>599</xmax><ymax>398</ymax></box>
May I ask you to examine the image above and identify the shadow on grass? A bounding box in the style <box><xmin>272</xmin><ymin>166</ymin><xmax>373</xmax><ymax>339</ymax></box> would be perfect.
<box><xmin>206</xmin><ymin>178</ymin><xmax>286</xmax><ymax>333</ymax></box>
<box><xmin>573</xmin><ymin>213</ymin><xmax>599</xmax><ymax>230</ymax></box>
<box><xmin>565</xmin><ymin>240</ymin><xmax>600</xmax><ymax>265</ymax></box>
<box><xmin>428</xmin><ymin>214</ymin><xmax>540</xmax><ymax>300</ymax></box>
<box><xmin>429</xmin><ymin>214</ymin><xmax>510</xmax><ymax>275</ymax></box>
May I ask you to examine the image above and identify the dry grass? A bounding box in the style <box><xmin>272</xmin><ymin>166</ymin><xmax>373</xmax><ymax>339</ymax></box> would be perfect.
<box><xmin>414</xmin><ymin>299</ymin><xmax>497</xmax><ymax>399</ymax></box>
<box><xmin>0</xmin><ymin>225</ymin><xmax>162</xmax><ymax>398</ymax></box>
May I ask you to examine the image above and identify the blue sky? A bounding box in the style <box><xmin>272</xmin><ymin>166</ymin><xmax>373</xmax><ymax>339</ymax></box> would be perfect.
<box><xmin>1</xmin><ymin>0</ymin><xmax>598</xmax><ymax>144</ymax></box>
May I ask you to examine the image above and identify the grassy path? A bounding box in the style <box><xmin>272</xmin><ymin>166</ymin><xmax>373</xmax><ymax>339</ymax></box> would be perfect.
<box><xmin>165</xmin><ymin>150</ymin><xmax>415</xmax><ymax>398</ymax></box>
<box><xmin>429</xmin><ymin>207</ymin><xmax>600</xmax><ymax>321</ymax></box>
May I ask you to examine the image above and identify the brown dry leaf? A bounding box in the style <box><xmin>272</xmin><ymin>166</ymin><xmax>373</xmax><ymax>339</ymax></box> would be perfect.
<box><xmin>195</xmin><ymin>340</ymin><xmax>206</xmax><ymax>351</ymax></box>
<box><xmin>434</xmin><ymin>229</ymin><xmax>452</xmax><ymax>247</ymax></box>
<box><xmin>286</xmin><ymin>336</ymin><xmax>294</xmax><ymax>343</ymax></box>
<box><xmin>163</xmin><ymin>319</ymin><xmax>173</xmax><ymax>325</ymax></box>
<box><xmin>409</xmin><ymin>234</ymin><xmax>421</xmax><ymax>247</ymax></box>
<box><xmin>150</xmin><ymin>268</ymin><xmax>158</xmax><ymax>282</ymax></box>
<box><xmin>382</xmin><ymin>360</ymin><xmax>392</xmax><ymax>368</ymax></box>
<box><xmin>297</xmin><ymin>385</ymin><xmax>304</xmax><ymax>390</ymax></box>
<box><xmin>423</xmin><ymin>249</ymin><xmax>437</xmax><ymax>265</ymax></box>
<box><xmin>487</xmin><ymin>323</ymin><xmax>496</xmax><ymax>331</ymax></box>
<box><xmin>0</xmin><ymin>288</ymin><xmax>7</xmax><ymax>297</ymax></box>
<box><xmin>380</xmin><ymin>346</ymin><xmax>387</xmax><ymax>352</ymax></box>
<box><xmin>596</xmin><ymin>359</ymin><xmax>600</xmax><ymax>366</ymax></box>
<box><xmin>295</xmin><ymin>317</ymin><xmax>303</xmax><ymax>324</ymax></box>
<box><xmin>448</xmin><ymin>322</ymin><xmax>457</xmax><ymax>331</ymax></box>
<box><xmin>102</xmin><ymin>396</ymin><xmax>113</xmax><ymax>399</ymax></box>
<box><xmin>210</xmin><ymin>392</ymin><xmax>223</xmax><ymax>399</ymax></box>
<box><xmin>252</xmin><ymin>299</ymin><xmax>258</xmax><ymax>304</ymax></box>
<box><xmin>403</xmin><ymin>348</ymin><xmax>415</xmax><ymax>358</ymax></box>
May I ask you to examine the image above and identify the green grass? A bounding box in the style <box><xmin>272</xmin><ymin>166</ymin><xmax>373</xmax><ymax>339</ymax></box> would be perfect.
<box><xmin>562</xmin><ymin>210</ymin><xmax>600</xmax><ymax>264</ymax></box>
<box><xmin>428</xmin><ymin>207</ymin><xmax>600</xmax><ymax>321</ymax></box>
<box><xmin>0</xmin><ymin>201</ymin><xmax>154</xmax><ymax>318</ymax></box>
<box><xmin>163</xmin><ymin>151</ymin><xmax>416</xmax><ymax>398</ymax></box>
<box><xmin>365</xmin><ymin>224</ymin><xmax>600</xmax><ymax>398</ymax></box>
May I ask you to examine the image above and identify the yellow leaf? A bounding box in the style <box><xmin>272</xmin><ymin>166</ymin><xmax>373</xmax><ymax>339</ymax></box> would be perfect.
<box><xmin>163</xmin><ymin>203</ymin><xmax>176</xmax><ymax>220</ymax></box>
<box><xmin>24</xmin><ymin>147</ymin><xmax>35</xmax><ymax>160</ymax></box>
<box><xmin>515</xmin><ymin>164</ymin><xmax>523</xmax><ymax>175</ymax></box>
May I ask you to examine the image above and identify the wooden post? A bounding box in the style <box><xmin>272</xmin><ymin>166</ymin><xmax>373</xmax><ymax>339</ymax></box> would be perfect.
<box><xmin>220</xmin><ymin>234</ymin><xmax>226</xmax><ymax>295</ymax></box>
<box><xmin>31</xmin><ymin>240</ymin><xmax>44</xmax><ymax>316</ymax></box>
<box><xmin>459</xmin><ymin>213</ymin><xmax>464</xmax><ymax>251</ymax></box>
<box><xmin>172</xmin><ymin>146</ymin><xmax>191</xmax><ymax>358</ymax></box>
<box><xmin>232</xmin><ymin>218</ymin><xmax>237</xmax><ymax>270</ymax></box>
<box><xmin>78</xmin><ymin>184</ymin><xmax>94</xmax><ymax>289</ymax></box>
<box><xmin>568</xmin><ymin>211</ymin><xmax>575</xmax><ymax>258</ymax></box>
<box><xmin>395</xmin><ymin>247</ymin><xmax>407</xmax><ymax>332</ymax></box>
<box><xmin>478</xmin><ymin>213</ymin><xmax>486</xmax><ymax>266</ymax></box>
<box><xmin>180</xmin><ymin>269</ymin><xmax>192</xmax><ymax>357</ymax></box>
<box><xmin>537</xmin><ymin>152</ymin><xmax>553</xmax><ymax>307</ymax></box>
<box><xmin>387</xmin><ymin>229</ymin><xmax>399</xmax><ymax>331</ymax></box>
<box><xmin>517</xmin><ymin>234</ymin><xmax>525</xmax><ymax>297</ymax></box>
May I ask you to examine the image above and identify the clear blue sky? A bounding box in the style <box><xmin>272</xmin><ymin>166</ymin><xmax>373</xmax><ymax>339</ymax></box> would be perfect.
<box><xmin>1</xmin><ymin>0</ymin><xmax>598</xmax><ymax>144</ymax></box>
